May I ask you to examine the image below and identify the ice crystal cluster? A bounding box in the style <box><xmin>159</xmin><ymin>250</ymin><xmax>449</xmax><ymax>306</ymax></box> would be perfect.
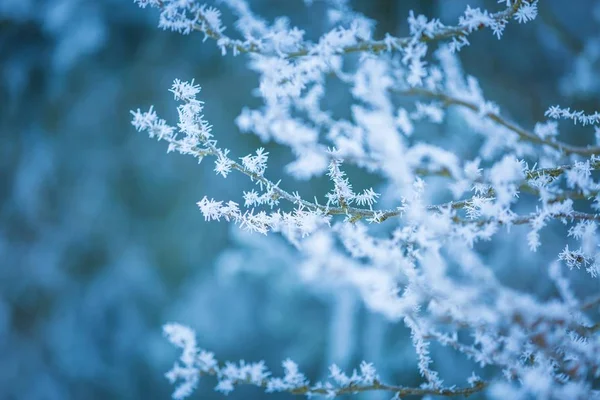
<box><xmin>133</xmin><ymin>0</ymin><xmax>600</xmax><ymax>399</ymax></box>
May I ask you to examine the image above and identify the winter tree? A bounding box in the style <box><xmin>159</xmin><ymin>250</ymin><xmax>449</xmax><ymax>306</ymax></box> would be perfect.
<box><xmin>132</xmin><ymin>0</ymin><xmax>600</xmax><ymax>398</ymax></box>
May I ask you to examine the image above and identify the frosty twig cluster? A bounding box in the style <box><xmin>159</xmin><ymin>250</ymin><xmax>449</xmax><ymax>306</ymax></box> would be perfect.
<box><xmin>133</xmin><ymin>0</ymin><xmax>600</xmax><ymax>399</ymax></box>
<box><xmin>163</xmin><ymin>323</ymin><xmax>486</xmax><ymax>399</ymax></box>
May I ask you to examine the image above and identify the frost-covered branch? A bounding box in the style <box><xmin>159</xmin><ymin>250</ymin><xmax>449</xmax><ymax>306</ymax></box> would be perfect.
<box><xmin>131</xmin><ymin>1</ymin><xmax>600</xmax><ymax>399</ymax></box>
<box><xmin>139</xmin><ymin>0</ymin><xmax>534</xmax><ymax>58</ymax></box>
<box><xmin>397</xmin><ymin>87</ymin><xmax>600</xmax><ymax>156</ymax></box>
<box><xmin>163</xmin><ymin>323</ymin><xmax>487</xmax><ymax>400</ymax></box>
<box><xmin>133</xmin><ymin>91</ymin><xmax>600</xmax><ymax>231</ymax></box>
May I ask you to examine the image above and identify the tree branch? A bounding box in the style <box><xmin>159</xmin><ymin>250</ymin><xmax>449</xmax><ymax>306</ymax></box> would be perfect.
<box><xmin>192</xmin><ymin>0</ymin><xmax>527</xmax><ymax>58</ymax></box>
<box><xmin>196</xmin><ymin>365</ymin><xmax>488</xmax><ymax>398</ymax></box>
<box><xmin>397</xmin><ymin>87</ymin><xmax>600</xmax><ymax>156</ymax></box>
<box><xmin>165</xmin><ymin>133</ymin><xmax>600</xmax><ymax>228</ymax></box>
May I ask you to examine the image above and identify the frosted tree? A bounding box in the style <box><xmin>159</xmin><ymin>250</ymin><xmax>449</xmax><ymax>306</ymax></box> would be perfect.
<box><xmin>132</xmin><ymin>0</ymin><xmax>600</xmax><ymax>399</ymax></box>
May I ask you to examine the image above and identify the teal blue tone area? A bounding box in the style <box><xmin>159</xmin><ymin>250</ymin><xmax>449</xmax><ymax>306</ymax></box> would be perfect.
<box><xmin>1</xmin><ymin>1</ymin><xmax>598</xmax><ymax>399</ymax></box>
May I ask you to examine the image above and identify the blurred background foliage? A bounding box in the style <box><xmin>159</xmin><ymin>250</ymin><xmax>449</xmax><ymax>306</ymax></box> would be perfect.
<box><xmin>1</xmin><ymin>0</ymin><xmax>599</xmax><ymax>398</ymax></box>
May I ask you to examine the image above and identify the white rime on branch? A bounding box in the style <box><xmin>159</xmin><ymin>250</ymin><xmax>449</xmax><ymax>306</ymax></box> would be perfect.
<box><xmin>132</xmin><ymin>0</ymin><xmax>600</xmax><ymax>399</ymax></box>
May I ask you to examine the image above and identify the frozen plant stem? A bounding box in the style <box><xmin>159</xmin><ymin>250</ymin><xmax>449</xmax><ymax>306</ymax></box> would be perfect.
<box><xmin>191</xmin><ymin>1</ymin><xmax>528</xmax><ymax>58</ymax></box>
<box><xmin>198</xmin><ymin>366</ymin><xmax>487</xmax><ymax>398</ymax></box>
<box><xmin>164</xmin><ymin>131</ymin><xmax>600</xmax><ymax>225</ymax></box>
<box><xmin>133</xmin><ymin>0</ymin><xmax>600</xmax><ymax>399</ymax></box>
<box><xmin>396</xmin><ymin>87</ymin><xmax>600</xmax><ymax>156</ymax></box>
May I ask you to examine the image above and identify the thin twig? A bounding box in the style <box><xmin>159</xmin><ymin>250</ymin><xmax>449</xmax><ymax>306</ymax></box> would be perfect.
<box><xmin>582</xmin><ymin>295</ymin><xmax>600</xmax><ymax>311</ymax></box>
<box><xmin>397</xmin><ymin>87</ymin><xmax>600</xmax><ymax>156</ymax></box>
<box><xmin>197</xmin><ymin>367</ymin><xmax>488</xmax><ymax>398</ymax></box>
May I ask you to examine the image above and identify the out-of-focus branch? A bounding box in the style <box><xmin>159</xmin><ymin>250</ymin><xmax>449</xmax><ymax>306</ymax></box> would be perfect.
<box><xmin>537</xmin><ymin>3</ymin><xmax>584</xmax><ymax>54</ymax></box>
<box><xmin>582</xmin><ymin>295</ymin><xmax>600</xmax><ymax>311</ymax></box>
